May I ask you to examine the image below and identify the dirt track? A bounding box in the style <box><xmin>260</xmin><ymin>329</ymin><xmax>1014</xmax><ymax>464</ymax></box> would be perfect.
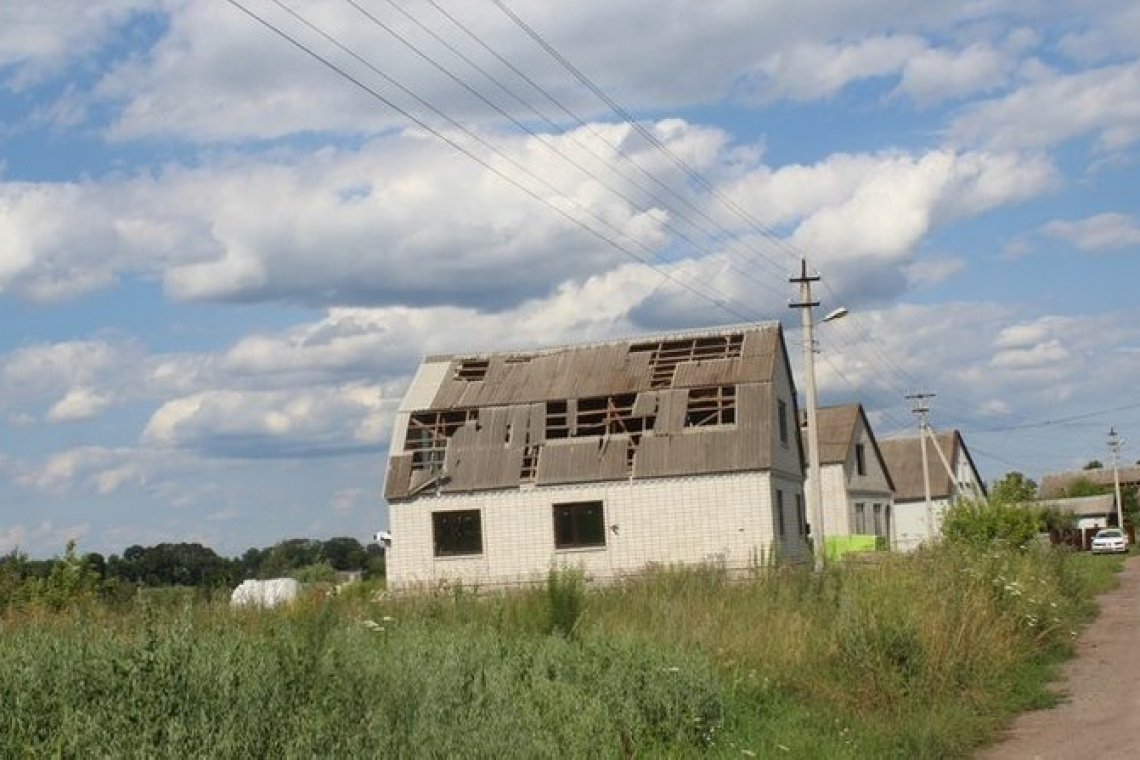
<box><xmin>977</xmin><ymin>555</ymin><xmax>1140</xmax><ymax>759</ymax></box>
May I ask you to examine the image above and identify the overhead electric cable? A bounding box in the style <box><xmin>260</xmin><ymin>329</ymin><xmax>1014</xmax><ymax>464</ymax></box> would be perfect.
<box><xmin>229</xmin><ymin>0</ymin><xmax>757</xmax><ymax>321</ymax></box>
<box><xmin>336</xmin><ymin>0</ymin><xmax>787</xmax><ymax>301</ymax></box>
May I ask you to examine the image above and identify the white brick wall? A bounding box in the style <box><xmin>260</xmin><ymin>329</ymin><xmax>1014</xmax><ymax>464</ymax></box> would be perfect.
<box><xmin>893</xmin><ymin>498</ymin><xmax>951</xmax><ymax>552</ymax></box>
<box><xmin>388</xmin><ymin>472</ymin><xmax>808</xmax><ymax>588</ymax></box>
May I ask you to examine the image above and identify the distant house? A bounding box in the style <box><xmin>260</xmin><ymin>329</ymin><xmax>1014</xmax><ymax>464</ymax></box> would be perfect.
<box><xmin>1039</xmin><ymin>465</ymin><xmax>1140</xmax><ymax>500</ymax></box>
<box><xmin>878</xmin><ymin>430</ymin><xmax>986</xmax><ymax>551</ymax></box>
<box><xmin>804</xmin><ymin>404</ymin><xmax>895</xmax><ymax>549</ymax></box>
<box><xmin>1037</xmin><ymin>494</ymin><xmax>1117</xmax><ymax>531</ymax></box>
<box><xmin>383</xmin><ymin>323</ymin><xmax>810</xmax><ymax>588</ymax></box>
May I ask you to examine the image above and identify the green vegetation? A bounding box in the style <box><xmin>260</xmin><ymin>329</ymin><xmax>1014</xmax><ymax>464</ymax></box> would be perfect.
<box><xmin>0</xmin><ymin>537</ymin><xmax>1125</xmax><ymax>758</ymax></box>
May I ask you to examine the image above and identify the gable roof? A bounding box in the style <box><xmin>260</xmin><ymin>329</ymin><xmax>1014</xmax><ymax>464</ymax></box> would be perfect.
<box><xmin>878</xmin><ymin>430</ymin><xmax>984</xmax><ymax>502</ymax></box>
<box><xmin>1039</xmin><ymin>465</ymin><xmax>1140</xmax><ymax>499</ymax></box>
<box><xmin>1037</xmin><ymin>494</ymin><xmax>1117</xmax><ymax>518</ymax></box>
<box><xmin>385</xmin><ymin>323</ymin><xmax>800</xmax><ymax>500</ymax></box>
<box><xmin>811</xmin><ymin>403</ymin><xmax>896</xmax><ymax>492</ymax></box>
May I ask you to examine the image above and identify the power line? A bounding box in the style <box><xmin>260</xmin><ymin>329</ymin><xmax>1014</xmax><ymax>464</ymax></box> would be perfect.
<box><xmin>338</xmin><ymin>0</ymin><xmax>787</xmax><ymax>302</ymax></box>
<box><xmin>229</xmin><ymin>0</ymin><xmax>757</xmax><ymax>322</ymax></box>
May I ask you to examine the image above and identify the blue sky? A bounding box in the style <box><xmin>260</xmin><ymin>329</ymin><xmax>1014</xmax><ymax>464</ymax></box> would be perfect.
<box><xmin>2</xmin><ymin>0</ymin><xmax>1139</xmax><ymax>558</ymax></box>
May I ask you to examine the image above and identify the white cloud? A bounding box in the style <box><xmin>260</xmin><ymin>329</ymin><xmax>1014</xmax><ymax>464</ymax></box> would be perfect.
<box><xmin>948</xmin><ymin>62</ymin><xmax>1140</xmax><ymax>152</ymax></box>
<box><xmin>47</xmin><ymin>387</ymin><xmax>112</xmax><ymax>423</ymax></box>
<box><xmin>894</xmin><ymin>43</ymin><xmax>1013</xmax><ymax>105</ymax></box>
<box><xmin>142</xmin><ymin>383</ymin><xmax>393</xmax><ymax>457</ymax></box>
<box><xmin>0</xmin><ymin>521</ymin><xmax>90</xmax><ymax>555</ymax></box>
<box><xmin>0</xmin><ymin>0</ymin><xmax>157</xmax><ymax>88</ymax></box>
<box><xmin>785</xmin><ymin>149</ymin><xmax>1056</xmax><ymax>262</ymax></box>
<box><xmin>740</xmin><ymin>35</ymin><xmax>926</xmax><ymax>103</ymax></box>
<box><xmin>1041</xmin><ymin>213</ymin><xmax>1140</xmax><ymax>251</ymax></box>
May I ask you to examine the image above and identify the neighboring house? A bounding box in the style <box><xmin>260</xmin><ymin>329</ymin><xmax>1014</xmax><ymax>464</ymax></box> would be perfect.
<box><xmin>383</xmin><ymin>323</ymin><xmax>809</xmax><ymax>588</ymax></box>
<box><xmin>804</xmin><ymin>404</ymin><xmax>895</xmax><ymax>550</ymax></box>
<box><xmin>1037</xmin><ymin>494</ymin><xmax>1117</xmax><ymax>531</ymax></box>
<box><xmin>1039</xmin><ymin>465</ymin><xmax>1140</xmax><ymax>500</ymax></box>
<box><xmin>878</xmin><ymin>430</ymin><xmax>986</xmax><ymax>551</ymax></box>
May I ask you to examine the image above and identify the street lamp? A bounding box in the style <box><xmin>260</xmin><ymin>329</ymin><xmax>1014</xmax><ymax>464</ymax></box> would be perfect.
<box><xmin>791</xmin><ymin>260</ymin><xmax>847</xmax><ymax>572</ymax></box>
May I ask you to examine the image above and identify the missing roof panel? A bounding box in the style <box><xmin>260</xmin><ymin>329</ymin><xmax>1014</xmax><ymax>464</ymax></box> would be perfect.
<box><xmin>454</xmin><ymin>359</ymin><xmax>489</xmax><ymax>381</ymax></box>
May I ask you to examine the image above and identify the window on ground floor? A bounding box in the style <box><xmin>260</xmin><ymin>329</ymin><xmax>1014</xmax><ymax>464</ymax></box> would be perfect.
<box><xmin>854</xmin><ymin>502</ymin><xmax>867</xmax><ymax>534</ymax></box>
<box><xmin>775</xmin><ymin>489</ymin><xmax>786</xmax><ymax>537</ymax></box>
<box><xmin>432</xmin><ymin>509</ymin><xmax>483</xmax><ymax>557</ymax></box>
<box><xmin>553</xmin><ymin>501</ymin><xmax>606</xmax><ymax>549</ymax></box>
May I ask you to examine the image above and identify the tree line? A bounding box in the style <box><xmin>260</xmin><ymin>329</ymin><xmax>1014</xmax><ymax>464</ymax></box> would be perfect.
<box><xmin>2</xmin><ymin>536</ymin><xmax>385</xmax><ymax>597</ymax></box>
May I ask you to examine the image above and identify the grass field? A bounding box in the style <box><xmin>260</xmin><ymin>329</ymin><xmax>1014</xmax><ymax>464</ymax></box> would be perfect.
<box><xmin>0</xmin><ymin>543</ymin><xmax>1124</xmax><ymax>758</ymax></box>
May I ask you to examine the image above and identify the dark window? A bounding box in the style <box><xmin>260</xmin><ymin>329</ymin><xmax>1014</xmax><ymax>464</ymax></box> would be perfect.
<box><xmin>778</xmin><ymin>399</ymin><xmax>789</xmax><ymax>445</ymax></box>
<box><xmin>776</xmin><ymin>490</ymin><xmax>786</xmax><ymax>537</ymax></box>
<box><xmin>432</xmin><ymin>510</ymin><xmax>482</xmax><ymax>556</ymax></box>
<box><xmin>855</xmin><ymin>443</ymin><xmax>866</xmax><ymax>475</ymax></box>
<box><xmin>796</xmin><ymin>493</ymin><xmax>806</xmax><ymax>537</ymax></box>
<box><xmin>854</xmin><ymin>502</ymin><xmax>866</xmax><ymax>534</ymax></box>
<box><xmin>553</xmin><ymin>501</ymin><xmax>606</xmax><ymax>549</ymax></box>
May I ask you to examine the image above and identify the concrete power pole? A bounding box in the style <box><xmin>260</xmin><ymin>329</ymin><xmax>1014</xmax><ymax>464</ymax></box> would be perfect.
<box><xmin>1109</xmin><ymin>427</ymin><xmax>1125</xmax><ymax>532</ymax></box>
<box><xmin>907</xmin><ymin>392</ymin><xmax>937</xmax><ymax>538</ymax></box>
<box><xmin>790</xmin><ymin>259</ymin><xmax>826</xmax><ymax>572</ymax></box>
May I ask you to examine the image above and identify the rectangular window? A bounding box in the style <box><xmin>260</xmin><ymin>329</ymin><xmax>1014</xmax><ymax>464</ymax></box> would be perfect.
<box><xmin>778</xmin><ymin>399</ymin><xmax>788</xmax><ymax>445</ymax></box>
<box><xmin>432</xmin><ymin>510</ymin><xmax>483</xmax><ymax>557</ymax></box>
<box><xmin>873</xmin><ymin>503</ymin><xmax>883</xmax><ymax>536</ymax></box>
<box><xmin>796</xmin><ymin>494</ymin><xmax>806</xmax><ymax>537</ymax></box>
<box><xmin>685</xmin><ymin>386</ymin><xmax>736</xmax><ymax>427</ymax></box>
<box><xmin>854</xmin><ymin>502</ymin><xmax>866</xmax><ymax>534</ymax></box>
<box><xmin>553</xmin><ymin>501</ymin><xmax>606</xmax><ymax>549</ymax></box>
<box><xmin>855</xmin><ymin>443</ymin><xmax>866</xmax><ymax>476</ymax></box>
<box><xmin>776</xmin><ymin>489</ymin><xmax>786</xmax><ymax>537</ymax></box>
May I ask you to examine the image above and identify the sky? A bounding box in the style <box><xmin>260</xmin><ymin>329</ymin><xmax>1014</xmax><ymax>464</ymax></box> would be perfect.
<box><xmin>2</xmin><ymin>0</ymin><xmax>1139</xmax><ymax>559</ymax></box>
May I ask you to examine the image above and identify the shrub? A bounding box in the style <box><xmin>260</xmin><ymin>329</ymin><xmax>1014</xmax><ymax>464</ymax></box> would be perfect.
<box><xmin>941</xmin><ymin>499</ymin><xmax>1042</xmax><ymax>549</ymax></box>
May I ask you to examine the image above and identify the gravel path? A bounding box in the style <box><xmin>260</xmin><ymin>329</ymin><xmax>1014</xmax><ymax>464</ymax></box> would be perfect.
<box><xmin>976</xmin><ymin>554</ymin><xmax>1140</xmax><ymax>759</ymax></box>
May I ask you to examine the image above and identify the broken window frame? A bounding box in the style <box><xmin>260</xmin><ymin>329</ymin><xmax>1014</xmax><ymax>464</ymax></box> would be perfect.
<box><xmin>405</xmin><ymin>409</ymin><xmax>478</xmax><ymax>471</ymax></box>
<box><xmin>684</xmin><ymin>385</ymin><xmax>736</xmax><ymax>427</ymax></box>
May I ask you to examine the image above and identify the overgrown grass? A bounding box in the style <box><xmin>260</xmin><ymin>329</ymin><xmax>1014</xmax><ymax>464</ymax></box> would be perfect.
<box><xmin>0</xmin><ymin>545</ymin><xmax>1125</xmax><ymax>758</ymax></box>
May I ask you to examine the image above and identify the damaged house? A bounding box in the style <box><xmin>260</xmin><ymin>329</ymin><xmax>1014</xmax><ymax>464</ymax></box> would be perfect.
<box><xmin>382</xmin><ymin>323</ymin><xmax>809</xmax><ymax>588</ymax></box>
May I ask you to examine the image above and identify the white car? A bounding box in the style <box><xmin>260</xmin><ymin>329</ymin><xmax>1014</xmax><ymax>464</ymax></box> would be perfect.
<box><xmin>1090</xmin><ymin>528</ymin><xmax>1128</xmax><ymax>554</ymax></box>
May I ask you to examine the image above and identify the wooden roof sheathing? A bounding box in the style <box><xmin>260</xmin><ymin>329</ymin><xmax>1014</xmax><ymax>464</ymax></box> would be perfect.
<box><xmin>879</xmin><ymin>431</ymin><xmax>962</xmax><ymax>502</ymax></box>
<box><xmin>815</xmin><ymin>405</ymin><xmax>860</xmax><ymax>465</ymax></box>
<box><xmin>537</xmin><ymin>438</ymin><xmax>629</xmax><ymax>484</ymax></box>
<box><xmin>385</xmin><ymin>323</ymin><xmax>795</xmax><ymax>499</ymax></box>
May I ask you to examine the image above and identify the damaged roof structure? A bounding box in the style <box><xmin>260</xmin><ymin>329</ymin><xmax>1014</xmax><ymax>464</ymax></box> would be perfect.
<box><xmin>383</xmin><ymin>323</ymin><xmax>810</xmax><ymax>587</ymax></box>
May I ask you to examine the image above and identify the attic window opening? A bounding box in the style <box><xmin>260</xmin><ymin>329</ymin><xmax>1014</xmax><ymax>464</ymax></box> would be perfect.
<box><xmin>405</xmin><ymin>409</ymin><xmax>477</xmax><ymax>471</ymax></box>
<box><xmin>631</xmin><ymin>333</ymin><xmax>744</xmax><ymax>388</ymax></box>
<box><xmin>454</xmin><ymin>359</ymin><xmax>489</xmax><ymax>381</ymax></box>
<box><xmin>685</xmin><ymin>386</ymin><xmax>736</xmax><ymax>427</ymax></box>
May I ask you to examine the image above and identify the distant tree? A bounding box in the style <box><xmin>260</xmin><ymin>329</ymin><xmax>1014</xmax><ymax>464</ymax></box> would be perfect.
<box><xmin>108</xmin><ymin>543</ymin><xmax>239</xmax><ymax>587</ymax></box>
<box><xmin>1084</xmin><ymin>460</ymin><xmax>1104</xmax><ymax>470</ymax></box>
<box><xmin>989</xmin><ymin>472</ymin><xmax>1037</xmax><ymax>504</ymax></box>
<box><xmin>320</xmin><ymin>537</ymin><xmax>367</xmax><ymax>571</ymax></box>
<box><xmin>364</xmin><ymin>544</ymin><xmax>386</xmax><ymax>579</ymax></box>
<box><xmin>1063</xmin><ymin>477</ymin><xmax>1104</xmax><ymax>498</ymax></box>
<box><xmin>258</xmin><ymin>539</ymin><xmax>322</xmax><ymax>578</ymax></box>
<box><xmin>83</xmin><ymin>552</ymin><xmax>107</xmax><ymax>579</ymax></box>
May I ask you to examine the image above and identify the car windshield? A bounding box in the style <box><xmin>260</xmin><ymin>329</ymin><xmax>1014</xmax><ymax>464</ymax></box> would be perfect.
<box><xmin>1097</xmin><ymin>530</ymin><xmax>1123</xmax><ymax>538</ymax></box>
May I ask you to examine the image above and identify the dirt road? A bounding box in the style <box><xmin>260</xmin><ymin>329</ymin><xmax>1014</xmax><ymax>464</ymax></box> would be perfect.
<box><xmin>977</xmin><ymin>555</ymin><xmax>1140</xmax><ymax>759</ymax></box>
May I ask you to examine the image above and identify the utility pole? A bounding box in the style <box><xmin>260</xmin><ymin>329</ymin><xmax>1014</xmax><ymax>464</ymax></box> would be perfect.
<box><xmin>790</xmin><ymin>259</ymin><xmax>826</xmax><ymax>572</ymax></box>
<box><xmin>1109</xmin><ymin>427</ymin><xmax>1125</xmax><ymax>532</ymax></box>
<box><xmin>907</xmin><ymin>392</ymin><xmax>936</xmax><ymax>538</ymax></box>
